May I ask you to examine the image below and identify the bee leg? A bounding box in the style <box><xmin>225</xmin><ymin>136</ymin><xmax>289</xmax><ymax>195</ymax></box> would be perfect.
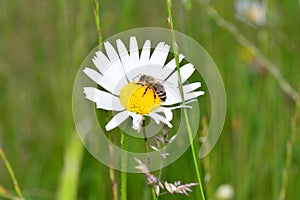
<box><xmin>153</xmin><ymin>92</ymin><xmax>157</xmax><ymax>103</ymax></box>
<box><xmin>142</xmin><ymin>87</ymin><xmax>149</xmax><ymax>97</ymax></box>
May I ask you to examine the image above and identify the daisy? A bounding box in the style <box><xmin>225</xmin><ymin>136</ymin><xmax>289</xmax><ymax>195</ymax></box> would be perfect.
<box><xmin>83</xmin><ymin>36</ymin><xmax>204</xmax><ymax>132</ymax></box>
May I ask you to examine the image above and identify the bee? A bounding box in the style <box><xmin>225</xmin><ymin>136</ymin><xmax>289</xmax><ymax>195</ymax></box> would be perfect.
<box><xmin>137</xmin><ymin>75</ymin><xmax>166</xmax><ymax>102</ymax></box>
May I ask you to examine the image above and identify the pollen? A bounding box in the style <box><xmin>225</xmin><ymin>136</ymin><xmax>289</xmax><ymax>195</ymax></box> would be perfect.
<box><xmin>120</xmin><ymin>83</ymin><xmax>161</xmax><ymax>115</ymax></box>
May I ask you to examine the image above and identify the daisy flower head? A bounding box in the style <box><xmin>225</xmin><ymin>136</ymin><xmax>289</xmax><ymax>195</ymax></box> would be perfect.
<box><xmin>235</xmin><ymin>0</ymin><xmax>266</xmax><ymax>27</ymax></box>
<box><xmin>82</xmin><ymin>36</ymin><xmax>204</xmax><ymax>132</ymax></box>
<box><xmin>73</xmin><ymin>28</ymin><xmax>226</xmax><ymax>171</ymax></box>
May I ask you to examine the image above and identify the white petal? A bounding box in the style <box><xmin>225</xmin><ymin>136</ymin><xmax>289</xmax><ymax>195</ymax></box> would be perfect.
<box><xmin>184</xmin><ymin>91</ymin><xmax>205</xmax><ymax>101</ymax></box>
<box><xmin>161</xmin><ymin>54</ymin><xmax>185</xmax><ymax>80</ymax></box>
<box><xmin>148</xmin><ymin>112</ymin><xmax>172</xmax><ymax>128</ymax></box>
<box><xmin>149</xmin><ymin>42</ymin><xmax>170</xmax><ymax>66</ymax></box>
<box><xmin>104</xmin><ymin>41</ymin><xmax>120</xmax><ymax>63</ymax></box>
<box><xmin>129</xmin><ymin>112</ymin><xmax>143</xmax><ymax>131</ymax></box>
<box><xmin>83</xmin><ymin>67</ymin><xmax>121</xmax><ymax>95</ymax></box>
<box><xmin>92</xmin><ymin>51</ymin><xmax>110</xmax><ymax>74</ymax></box>
<box><xmin>161</xmin><ymin>86</ymin><xmax>182</xmax><ymax>106</ymax></box>
<box><xmin>83</xmin><ymin>87</ymin><xmax>124</xmax><ymax>111</ymax></box>
<box><xmin>153</xmin><ymin>107</ymin><xmax>173</xmax><ymax>121</ymax></box>
<box><xmin>105</xmin><ymin>111</ymin><xmax>130</xmax><ymax>131</ymax></box>
<box><xmin>103</xmin><ymin>41</ymin><xmax>125</xmax><ymax>79</ymax></box>
<box><xmin>182</xmin><ymin>82</ymin><xmax>202</xmax><ymax>94</ymax></box>
<box><xmin>166</xmin><ymin>63</ymin><xmax>195</xmax><ymax>85</ymax></box>
<box><xmin>83</xmin><ymin>67</ymin><xmax>102</xmax><ymax>84</ymax></box>
<box><xmin>164</xmin><ymin>90</ymin><xmax>204</xmax><ymax>106</ymax></box>
<box><xmin>162</xmin><ymin>85</ymin><xmax>204</xmax><ymax>106</ymax></box>
<box><xmin>130</xmin><ymin>36</ymin><xmax>139</xmax><ymax>69</ymax></box>
<box><xmin>139</xmin><ymin>40</ymin><xmax>151</xmax><ymax>66</ymax></box>
<box><xmin>117</xmin><ymin>39</ymin><xmax>132</xmax><ymax>74</ymax></box>
<box><xmin>169</xmin><ymin>104</ymin><xmax>192</xmax><ymax>110</ymax></box>
<box><xmin>94</xmin><ymin>42</ymin><xmax>129</xmax><ymax>95</ymax></box>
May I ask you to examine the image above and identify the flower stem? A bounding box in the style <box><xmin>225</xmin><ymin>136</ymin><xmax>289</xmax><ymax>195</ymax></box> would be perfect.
<box><xmin>151</xmin><ymin>187</ymin><xmax>157</xmax><ymax>200</ymax></box>
<box><xmin>0</xmin><ymin>147</ymin><xmax>25</xmax><ymax>200</ymax></box>
<box><xmin>0</xmin><ymin>184</ymin><xmax>19</xmax><ymax>200</ymax></box>
<box><xmin>121</xmin><ymin>133</ymin><xmax>128</xmax><ymax>200</ymax></box>
<box><xmin>93</xmin><ymin>0</ymin><xmax>103</xmax><ymax>51</ymax></box>
<box><xmin>108</xmin><ymin>134</ymin><xmax>118</xmax><ymax>200</ymax></box>
<box><xmin>142</xmin><ymin>125</ymin><xmax>157</xmax><ymax>200</ymax></box>
<box><xmin>279</xmin><ymin>90</ymin><xmax>300</xmax><ymax>200</ymax></box>
<box><xmin>166</xmin><ymin>1</ymin><xmax>206</xmax><ymax>199</ymax></box>
<box><xmin>157</xmin><ymin>126</ymin><xmax>167</xmax><ymax>200</ymax></box>
<box><xmin>93</xmin><ymin>2</ymin><xmax>118</xmax><ymax>199</ymax></box>
<box><xmin>56</xmin><ymin>131</ymin><xmax>84</xmax><ymax>200</ymax></box>
<box><xmin>142</xmin><ymin>120</ymin><xmax>151</xmax><ymax>165</ymax></box>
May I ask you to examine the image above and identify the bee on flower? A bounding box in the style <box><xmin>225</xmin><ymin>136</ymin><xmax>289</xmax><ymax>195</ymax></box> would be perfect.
<box><xmin>83</xmin><ymin>36</ymin><xmax>204</xmax><ymax>132</ymax></box>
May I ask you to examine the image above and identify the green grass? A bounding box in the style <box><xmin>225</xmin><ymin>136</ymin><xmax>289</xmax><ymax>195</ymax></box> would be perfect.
<box><xmin>1</xmin><ymin>0</ymin><xmax>300</xmax><ymax>199</ymax></box>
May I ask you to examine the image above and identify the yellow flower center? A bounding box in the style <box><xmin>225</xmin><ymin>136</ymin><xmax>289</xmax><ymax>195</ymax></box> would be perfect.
<box><xmin>120</xmin><ymin>82</ymin><xmax>161</xmax><ymax>115</ymax></box>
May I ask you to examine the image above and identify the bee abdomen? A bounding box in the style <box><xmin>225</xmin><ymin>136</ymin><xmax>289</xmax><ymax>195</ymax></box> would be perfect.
<box><xmin>156</xmin><ymin>90</ymin><xmax>166</xmax><ymax>101</ymax></box>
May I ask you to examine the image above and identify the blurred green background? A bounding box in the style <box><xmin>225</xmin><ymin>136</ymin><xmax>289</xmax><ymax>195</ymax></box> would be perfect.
<box><xmin>1</xmin><ymin>0</ymin><xmax>300</xmax><ymax>199</ymax></box>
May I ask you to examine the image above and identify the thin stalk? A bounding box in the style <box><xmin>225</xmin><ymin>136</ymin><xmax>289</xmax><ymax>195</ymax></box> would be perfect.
<box><xmin>279</xmin><ymin>90</ymin><xmax>300</xmax><ymax>200</ymax></box>
<box><xmin>157</xmin><ymin>145</ymin><xmax>166</xmax><ymax>186</ymax></box>
<box><xmin>108</xmin><ymin>134</ymin><xmax>118</xmax><ymax>200</ymax></box>
<box><xmin>0</xmin><ymin>185</ymin><xmax>19</xmax><ymax>200</ymax></box>
<box><xmin>93</xmin><ymin>1</ymin><xmax>117</xmax><ymax>199</ymax></box>
<box><xmin>142</xmin><ymin>126</ymin><xmax>157</xmax><ymax>200</ymax></box>
<box><xmin>0</xmin><ymin>147</ymin><xmax>25</xmax><ymax>200</ymax></box>
<box><xmin>151</xmin><ymin>188</ymin><xmax>157</xmax><ymax>200</ymax></box>
<box><xmin>121</xmin><ymin>133</ymin><xmax>128</xmax><ymax>200</ymax></box>
<box><xmin>200</xmin><ymin>117</ymin><xmax>214</xmax><ymax>198</ymax></box>
<box><xmin>56</xmin><ymin>132</ymin><xmax>83</xmax><ymax>200</ymax></box>
<box><xmin>205</xmin><ymin>5</ymin><xmax>298</xmax><ymax>102</ymax></box>
<box><xmin>157</xmin><ymin>142</ymin><xmax>166</xmax><ymax>200</ymax></box>
<box><xmin>94</xmin><ymin>0</ymin><xmax>103</xmax><ymax>50</ymax></box>
<box><xmin>166</xmin><ymin>1</ymin><xmax>206</xmax><ymax>199</ymax></box>
<box><xmin>142</xmin><ymin>119</ymin><xmax>151</xmax><ymax>165</ymax></box>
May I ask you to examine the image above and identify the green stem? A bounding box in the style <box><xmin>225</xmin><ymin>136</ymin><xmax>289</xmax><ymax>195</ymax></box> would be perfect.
<box><xmin>151</xmin><ymin>187</ymin><xmax>157</xmax><ymax>200</ymax></box>
<box><xmin>0</xmin><ymin>185</ymin><xmax>19</xmax><ymax>200</ymax></box>
<box><xmin>166</xmin><ymin>1</ymin><xmax>206</xmax><ymax>199</ymax></box>
<box><xmin>157</xmin><ymin>138</ymin><xmax>166</xmax><ymax>200</ymax></box>
<box><xmin>56</xmin><ymin>132</ymin><xmax>84</xmax><ymax>200</ymax></box>
<box><xmin>0</xmin><ymin>147</ymin><xmax>25</xmax><ymax>200</ymax></box>
<box><xmin>142</xmin><ymin>122</ymin><xmax>151</xmax><ymax>165</ymax></box>
<box><xmin>279</xmin><ymin>91</ymin><xmax>300</xmax><ymax>200</ymax></box>
<box><xmin>93</xmin><ymin>1</ymin><xmax>118</xmax><ymax>199</ymax></box>
<box><xmin>108</xmin><ymin>134</ymin><xmax>118</xmax><ymax>200</ymax></box>
<box><xmin>121</xmin><ymin>133</ymin><xmax>128</xmax><ymax>200</ymax></box>
<box><xmin>94</xmin><ymin>0</ymin><xmax>103</xmax><ymax>50</ymax></box>
<box><xmin>142</xmin><ymin>125</ymin><xmax>156</xmax><ymax>200</ymax></box>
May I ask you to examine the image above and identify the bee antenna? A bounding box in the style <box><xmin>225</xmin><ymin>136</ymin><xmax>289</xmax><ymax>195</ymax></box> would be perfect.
<box><xmin>132</xmin><ymin>74</ymin><xmax>142</xmax><ymax>81</ymax></box>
